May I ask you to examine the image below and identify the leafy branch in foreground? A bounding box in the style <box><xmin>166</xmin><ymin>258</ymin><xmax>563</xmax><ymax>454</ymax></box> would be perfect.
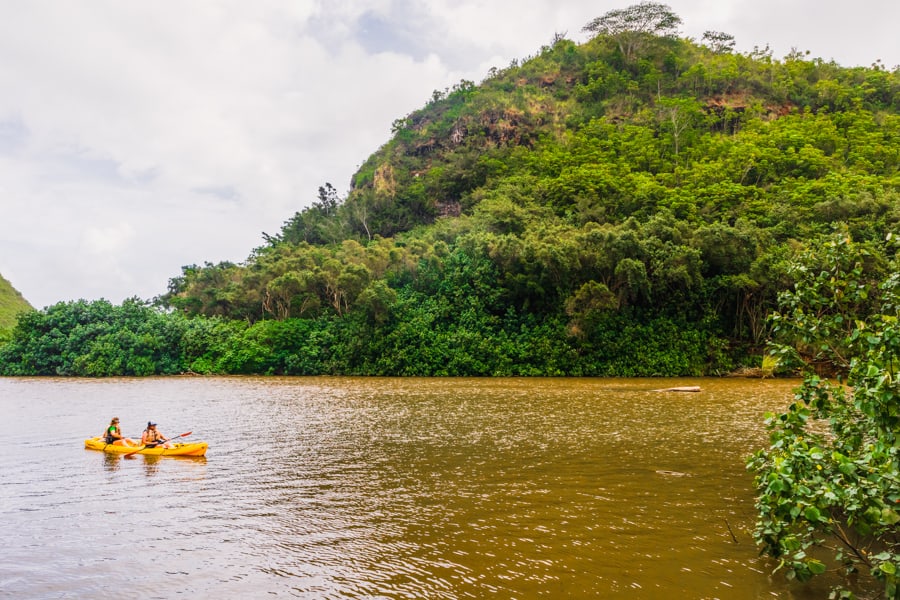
<box><xmin>748</xmin><ymin>230</ymin><xmax>900</xmax><ymax>598</ymax></box>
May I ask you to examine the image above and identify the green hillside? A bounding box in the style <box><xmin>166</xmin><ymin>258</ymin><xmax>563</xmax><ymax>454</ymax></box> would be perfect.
<box><xmin>0</xmin><ymin>273</ymin><xmax>32</xmax><ymax>331</ymax></box>
<box><xmin>156</xmin><ymin>6</ymin><xmax>898</xmax><ymax>375</ymax></box>
<box><xmin>1</xmin><ymin>3</ymin><xmax>898</xmax><ymax>377</ymax></box>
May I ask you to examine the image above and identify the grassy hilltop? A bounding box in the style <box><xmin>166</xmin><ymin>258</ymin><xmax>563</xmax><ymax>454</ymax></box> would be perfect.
<box><xmin>0</xmin><ymin>273</ymin><xmax>32</xmax><ymax>331</ymax></box>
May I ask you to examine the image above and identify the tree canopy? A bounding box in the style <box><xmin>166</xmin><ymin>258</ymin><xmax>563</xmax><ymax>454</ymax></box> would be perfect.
<box><xmin>582</xmin><ymin>2</ymin><xmax>682</xmax><ymax>61</ymax></box>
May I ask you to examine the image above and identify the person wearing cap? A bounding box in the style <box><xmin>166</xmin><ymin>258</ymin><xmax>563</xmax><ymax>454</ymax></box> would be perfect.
<box><xmin>141</xmin><ymin>422</ymin><xmax>173</xmax><ymax>449</ymax></box>
<box><xmin>103</xmin><ymin>417</ymin><xmax>137</xmax><ymax>447</ymax></box>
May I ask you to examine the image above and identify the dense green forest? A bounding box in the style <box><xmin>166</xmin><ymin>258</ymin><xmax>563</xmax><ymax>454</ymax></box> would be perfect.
<box><xmin>1</xmin><ymin>4</ymin><xmax>898</xmax><ymax>376</ymax></box>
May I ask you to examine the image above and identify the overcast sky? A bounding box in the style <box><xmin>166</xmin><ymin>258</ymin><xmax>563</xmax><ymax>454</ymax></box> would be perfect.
<box><xmin>1</xmin><ymin>1</ymin><xmax>897</xmax><ymax>309</ymax></box>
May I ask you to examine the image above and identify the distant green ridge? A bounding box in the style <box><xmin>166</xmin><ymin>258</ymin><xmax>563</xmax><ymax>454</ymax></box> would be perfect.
<box><xmin>0</xmin><ymin>273</ymin><xmax>32</xmax><ymax>330</ymax></box>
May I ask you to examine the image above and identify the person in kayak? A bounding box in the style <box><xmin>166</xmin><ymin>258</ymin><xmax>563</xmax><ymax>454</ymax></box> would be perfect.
<box><xmin>103</xmin><ymin>417</ymin><xmax>137</xmax><ymax>447</ymax></box>
<box><xmin>141</xmin><ymin>422</ymin><xmax>173</xmax><ymax>449</ymax></box>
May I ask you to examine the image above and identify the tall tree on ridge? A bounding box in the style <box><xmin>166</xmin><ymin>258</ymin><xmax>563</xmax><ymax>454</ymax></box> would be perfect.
<box><xmin>582</xmin><ymin>2</ymin><xmax>682</xmax><ymax>62</ymax></box>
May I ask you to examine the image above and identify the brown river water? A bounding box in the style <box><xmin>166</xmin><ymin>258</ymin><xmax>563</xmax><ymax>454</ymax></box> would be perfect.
<box><xmin>0</xmin><ymin>376</ymin><xmax>868</xmax><ymax>598</ymax></box>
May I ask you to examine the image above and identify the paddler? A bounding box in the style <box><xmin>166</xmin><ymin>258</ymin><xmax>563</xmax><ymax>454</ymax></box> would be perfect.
<box><xmin>141</xmin><ymin>422</ymin><xmax>173</xmax><ymax>449</ymax></box>
<box><xmin>103</xmin><ymin>417</ymin><xmax>137</xmax><ymax>447</ymax></box>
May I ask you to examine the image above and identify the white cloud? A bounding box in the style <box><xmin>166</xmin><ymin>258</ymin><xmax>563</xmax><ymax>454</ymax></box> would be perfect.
<box><xmin>0</xmin><ymin>0</ymin><xmax>897</xmax><ymax>308</ymax></box>
<box><xmin>82</xmin><ymin>222</ymin><xmax>136</xmax><ymax>255</ymax></box>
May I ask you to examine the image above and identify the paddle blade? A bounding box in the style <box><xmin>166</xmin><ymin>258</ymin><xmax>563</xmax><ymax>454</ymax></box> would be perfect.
<box><xmin>123</xmin><ymin>445</ymin><xmax>145</xmax><ymax>458</ymax></box>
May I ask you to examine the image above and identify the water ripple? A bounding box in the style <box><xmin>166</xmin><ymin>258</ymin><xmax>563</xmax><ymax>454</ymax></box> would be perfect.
<box><xmin>0</xmin><ymin>376</ymin><xmax>856</xmax><ymax>599</ymax></box>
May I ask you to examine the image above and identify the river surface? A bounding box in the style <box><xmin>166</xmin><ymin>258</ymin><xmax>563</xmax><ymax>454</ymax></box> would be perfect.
<box><xmin>0</xmin><ymin>376</ymin><xmax>859</xmax><ymax>598</ymax></box>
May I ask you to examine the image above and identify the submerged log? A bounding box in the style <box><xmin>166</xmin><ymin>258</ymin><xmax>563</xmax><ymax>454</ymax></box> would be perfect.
<box><xmin>653</xmin><ymin>386</ymin><xmax>701</xmax><ymax>393</ymax></box>
<box><xmin>655</xmin><ymin>469</ymin><xmax>691</xmax><ymax>477</ymax></box>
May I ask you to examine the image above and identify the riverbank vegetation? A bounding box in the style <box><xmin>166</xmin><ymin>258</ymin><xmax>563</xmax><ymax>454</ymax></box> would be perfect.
<box><xmin>1</xmin><ymin>3</ymin><xmax>898</xmax><ymax>377</ymax></box>
<box><xmin>749</xmin><ymin>232</ymin><xmax>900</xmax><ymax>597</ymax></box>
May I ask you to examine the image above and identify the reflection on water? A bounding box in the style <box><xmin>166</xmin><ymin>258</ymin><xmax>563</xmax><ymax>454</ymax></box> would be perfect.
<box><xmin>103</xmin><ymin>452</ymin><xmax>122</xmax><ymax>472</ymax></box>
<box><xmin>0</xmin><ymin>376</ymin><xmax>876</xmax><ymax>598</ymax></box>
<box><xmin>142</xmin><ymin>454</ymin><xmax>161</xmax><ymax>477</ymax></box>
<box><xmin>136</xmin><ymin>455</ymin><xmax>206</xmax><ymax>478</ymax></box>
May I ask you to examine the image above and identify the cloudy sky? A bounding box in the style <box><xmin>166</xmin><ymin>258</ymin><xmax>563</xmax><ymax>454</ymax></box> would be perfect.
<box><xmin>1</xmin><ymin>1</ymin><xmax>897</xmax><ymax>309</ymax></box>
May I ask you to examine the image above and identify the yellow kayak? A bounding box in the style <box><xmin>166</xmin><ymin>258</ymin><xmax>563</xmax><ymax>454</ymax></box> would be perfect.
<box><xmin>84</xmin><ymin>437</ymin><xmax>208</xmax><ymax>457</ymax></box>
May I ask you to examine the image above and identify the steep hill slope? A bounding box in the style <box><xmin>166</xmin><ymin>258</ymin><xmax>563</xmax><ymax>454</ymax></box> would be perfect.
<box><xmin>0</xmin><ymin>273</ymin><xmax>32</xmax><ymax>331</ymax></box>
<box><xmin>339</xmin><ymin>33</ymin><xmax>898</xmax><ymax>240</ymax></box>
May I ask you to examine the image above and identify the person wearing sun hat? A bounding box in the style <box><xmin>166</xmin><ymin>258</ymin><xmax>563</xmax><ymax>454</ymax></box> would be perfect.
<box><xmin>141</xmin><ymin>421</ymin><xmax>173</xmax><ymax>449</ymax></box>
